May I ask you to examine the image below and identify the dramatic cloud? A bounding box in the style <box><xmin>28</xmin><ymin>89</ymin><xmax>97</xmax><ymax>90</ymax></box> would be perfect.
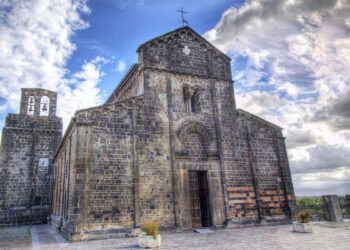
<box><xmin>205</xmin><ymin>0</ymin><xmax>350</xmax><ymax>195</ymax></box>
<box><xmin>0</xmin><ymin>0</ymin><xmax>107</xmax><ymax>132</ymax></box>
<box><xmin>293</xmin><ymin>167</ymin><xmax>350</xmax><ymax>196</ymax></box>
<box><xmin>311</xmin><ymin>84</ymin><xmax>350</xmax><ymax>131</ymax></box>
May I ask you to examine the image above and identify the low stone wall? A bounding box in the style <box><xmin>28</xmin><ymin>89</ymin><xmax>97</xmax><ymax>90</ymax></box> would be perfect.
<box><xmin>0</xmin><ymin>205</ymin><xmax>49</xmax><ymax>226</ymax></box>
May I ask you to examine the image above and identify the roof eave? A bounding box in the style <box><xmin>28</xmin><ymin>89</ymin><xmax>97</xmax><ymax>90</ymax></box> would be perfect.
<box><xmin>104</xmin><ymin>64</ymin><xmax>139</xmax><ymax>105</ymax></box>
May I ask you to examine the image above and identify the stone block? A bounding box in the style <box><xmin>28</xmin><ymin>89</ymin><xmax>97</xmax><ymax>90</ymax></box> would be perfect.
<box><xmin>322</xmin><ymin>195</ymin><xmax>343</xmax><ymax>222</ymax></box>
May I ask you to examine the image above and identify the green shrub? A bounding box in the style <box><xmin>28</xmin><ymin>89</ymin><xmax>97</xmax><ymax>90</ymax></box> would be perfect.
<box><xmin>141</xmin><ymin>221</ymin><xmax>159</xmax><ymax>239</ymax></box>
<box><xmin>297</xmin><ymin>210</ymin><xmax>314</xmax><ymax>223</ymax></box>
<box><xmin>296</xmin><ymin>197</ymin><xmax>317</xmax><ymax>207</ymax></box>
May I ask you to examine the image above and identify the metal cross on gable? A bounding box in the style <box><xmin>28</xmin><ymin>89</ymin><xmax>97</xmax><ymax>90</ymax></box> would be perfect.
<box><xmin>177</xmin><ymin>7</ymin><xmax>189</xmax><ymax>27</ymax></box>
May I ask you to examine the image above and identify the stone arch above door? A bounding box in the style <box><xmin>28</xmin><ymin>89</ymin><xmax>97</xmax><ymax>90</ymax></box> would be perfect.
<box><xmin>178</xmin><ymin>121</ymin><xmax>211</xmax><ymax>145</ymax></box>
<box><xmin>176</xmin><ymin>121</ymin><xmax>217</xmax><ymax>160</ymax></box>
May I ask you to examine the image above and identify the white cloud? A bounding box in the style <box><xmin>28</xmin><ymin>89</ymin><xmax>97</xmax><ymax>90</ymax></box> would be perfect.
<box><xmin>205</xmin><ymin>0</ymin><xmax>350</xmax><ymax>196</ymax></box>
<box><xmin>110</xmin><ymin>0</ymin><xmax>145</xmax><ymax>9</ymax></box>
<box><xmin>113</xmin><ymin>60</ymin><xmax>126</xmax><ymax>73</ymax></box>
<box><xmin>0</xmin><ymin>0</ymin><xmax>108</xmax><ymax>132</ymax></box>
<box><xmin>58</xmin><ymin>56</ymin><xmax>110</xmax><ymax>129</ymax></box>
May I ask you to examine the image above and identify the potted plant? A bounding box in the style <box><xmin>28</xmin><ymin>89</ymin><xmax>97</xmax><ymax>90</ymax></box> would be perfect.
<box><xmin>138</xmin><ymin>221</ymin><xmax>161</xmax><ymax>248</ymax></box>
<box><xmin>293</xmin><ymin>210</ymin><xmax>313</xmax><ymax>233</ymax></box>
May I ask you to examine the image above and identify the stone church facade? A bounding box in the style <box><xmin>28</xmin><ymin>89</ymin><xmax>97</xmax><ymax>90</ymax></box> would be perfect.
<box><xmin>0</xmin><ymin>88</ymin><xmax>62</xmax><ymax>226</ymax></box>
<box><xmin>50</xmin><ymin>27</ymin><xmax>296</xmax><ymax>241</ymax></box>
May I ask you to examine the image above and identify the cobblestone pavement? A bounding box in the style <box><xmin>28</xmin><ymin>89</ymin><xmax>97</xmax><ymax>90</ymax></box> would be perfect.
<box><xmin>29</xmin><ymin>221</ymin><xmax>350</xmax><ymax>250</ymax></box>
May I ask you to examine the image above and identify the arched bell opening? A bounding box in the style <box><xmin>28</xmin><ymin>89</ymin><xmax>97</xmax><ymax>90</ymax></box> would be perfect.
<box><xmin>27</xmin><ymin>96</ymin><xmax>35</xmax><ymax>115</ymax></box>
<box><xmin>40</xmin><ymin>96</ymin><xmax>50</xmax><ymax>116</ymax></box>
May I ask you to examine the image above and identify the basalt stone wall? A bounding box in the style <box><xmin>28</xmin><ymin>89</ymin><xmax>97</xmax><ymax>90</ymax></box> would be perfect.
<box><xmin>237</xmin><ymin>112</ymin><xmax>295</xmax><ymax>223</ymax></box>
<box><xmin>148</xmin><ymin>70</ymin><xmax>227</xmax><ymax>228</ymax></box>
<box><xmin>51</xmin><ymin>91</ymin><xmax>176</xmax><ymax>241</ymax></box>
<box><xmin>137</xmin><ymin>27</ymin><xmax>232</xmax><ymax>82</ymax></box>
<box><xmin>50</xmin><ymin>27</ymin><xmax>296</xmax><ymax>241</ymax></box>
<box><xmin>0</xmin><ymin>89</ymin><xmax>62</xmax><ymax>226</ymax></box>
<box><xmin>216</xmin><ymin>106</ymin><xmax>296</xmax><ymax>225</ymax></box>
<box><xmin>51</xmin><ymin>125</ymin><xmax>77</xmax><ymax>238</ymax></box>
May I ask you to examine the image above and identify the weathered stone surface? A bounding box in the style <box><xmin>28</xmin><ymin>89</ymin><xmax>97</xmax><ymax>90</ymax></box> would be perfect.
<box><xmin>50</xmin><ymin>26</ymin><xmax>296</xmax><ymax>241</ymax></box>
<box><xmin>322</xmin><ymin>195</ymin><xmax>343</xmax><ymax>222</ymax></box>
<box><xmin>138</xmin><ymin>235</ymin><xmax>161</xmax><ymax>248</ymax></box>
<box><xmin>292</xmin><ymin>222</ymin><xmax>313</xmax><ymax>233</ymax></box>
<box><xmin>0</xmin><ymin>88</ymin><xmax>62</xmax><ymax>226</ymax></box>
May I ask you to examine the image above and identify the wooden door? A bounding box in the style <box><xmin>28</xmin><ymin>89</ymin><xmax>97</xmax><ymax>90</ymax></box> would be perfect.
<box><xmin>198</xmin><ymin>171</ymin><xmax>211</xmax><ymax>227</ymax></box>
<box><xmin>189</xmin><ymin>171</ymin><xmax>202</xmax><ymax>228</ymax></box>
<box><xmin>189</xmin><ymin>171</ymin><xmax>211</xmax><ymax>228</ymax></box>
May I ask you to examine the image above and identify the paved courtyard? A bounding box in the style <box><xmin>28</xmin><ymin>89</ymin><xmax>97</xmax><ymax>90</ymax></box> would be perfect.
<box><xmin>26</xmin><ymin>221</ymin><xmax>350</xmax><ymax>250</ymax></box>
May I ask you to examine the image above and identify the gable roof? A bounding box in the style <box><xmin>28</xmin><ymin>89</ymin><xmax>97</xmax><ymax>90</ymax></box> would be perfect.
<box><xmin>237</xmin><ymin>109</ymin><xmax>283</xmax><ymax>130</ymax></box>
<box><xmin>104</xmin><ymin>64</ymin><xmax>139</xmax><ymax>105</ymax></box>
<box><xmin>136</xmin><ymin>26</ymin><xmax>231</xmax><ymax>61</ymax></box>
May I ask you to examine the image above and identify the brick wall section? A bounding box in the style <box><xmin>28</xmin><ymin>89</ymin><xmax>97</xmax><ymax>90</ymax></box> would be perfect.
<box><xmin>0</xmin><ymin>88</ymin><xmax>62</xmax><ymax>226</ymax></box>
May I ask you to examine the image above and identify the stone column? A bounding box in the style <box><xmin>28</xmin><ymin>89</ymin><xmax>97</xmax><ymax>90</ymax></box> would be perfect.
<box><xmin>322</xmin><ymin>195</ymin><xmax>343</xmax><ymax>222</ymax></box>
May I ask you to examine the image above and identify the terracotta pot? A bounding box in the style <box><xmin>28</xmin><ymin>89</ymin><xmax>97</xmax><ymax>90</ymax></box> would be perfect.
<box><xmin>292</xmin><ymin>222</ymin><xmax>313</xmax><ymax>233</ymax></box>
<box><xmin>138</xmin><ymin>234</ymin><xmax>161</xmax><ymax>248</ymax></box>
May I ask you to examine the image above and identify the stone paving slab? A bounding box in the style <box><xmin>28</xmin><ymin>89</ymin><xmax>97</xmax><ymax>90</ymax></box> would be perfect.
<box><xmin>31</xmin><ymin>224</ymin><xmax>67</xmax><ymax>250</ymax></box>
<box><xmin>30</xmin><ymin>222</ymin><xmax>350</xmax><ymax>250</ymax></box>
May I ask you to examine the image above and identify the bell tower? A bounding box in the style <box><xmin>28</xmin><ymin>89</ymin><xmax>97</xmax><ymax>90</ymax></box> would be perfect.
<box><xmin>0</xmin><ymin>88</ymin><xmax>62</xmax><ymax>226</ymax></box>
<box><xmin>19</xmin><ymin>88</ymin><xmax>58</xmax><ymax>117</ymax></box>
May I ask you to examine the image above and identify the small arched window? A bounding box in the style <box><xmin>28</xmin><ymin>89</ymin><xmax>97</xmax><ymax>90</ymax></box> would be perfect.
<box><xmin>183</xmin><ymin>87</ymin><xmax>200</xmax><ymax>113</ymax></box>
<box><xmin>40</xmin><ymin>96</ymin><xmax>50</xmax><ymax>116</ymax></box>
<box><xmin>27</xmin><ymin>96</ymin><xmax>35</xmax><ymax>115</ymax></box>
<box><xmin>191</xmin><ymin>89</ymin><xmax>200</xmax><ymax>113</ymax></box>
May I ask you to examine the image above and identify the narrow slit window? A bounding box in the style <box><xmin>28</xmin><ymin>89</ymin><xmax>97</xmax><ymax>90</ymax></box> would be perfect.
<box><xmin>192</xmin><ymin>89</ymin><xmax>200</xmax><ymax>113</ymax></box>
<box><xmin>191</xmin><ymin>94</ymin><xmax>196</xmax><ymax>113</ymax></box>
<box><xmin>183</xmin><ymin>87</ymin><xmax>191</xmax><ymax>112</ymax></box>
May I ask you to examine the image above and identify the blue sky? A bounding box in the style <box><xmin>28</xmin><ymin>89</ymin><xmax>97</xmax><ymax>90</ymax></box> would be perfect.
<box><xmin>1</xmin><ymin>0</ymin><xmax>350</xmax><ymax>196</ymax></box>
<box><xmin>65</xmin><ymin>0</ymin><xmax>244</xmax><ymax>96</ymax></box>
